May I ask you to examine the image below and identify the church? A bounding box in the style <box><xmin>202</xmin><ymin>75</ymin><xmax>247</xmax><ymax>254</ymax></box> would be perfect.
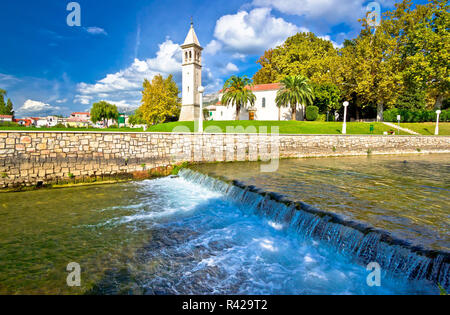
<box><xmin>179</xmin><ymin>23</ymin><xmax>302</xmax><ymax>122</ymax></box>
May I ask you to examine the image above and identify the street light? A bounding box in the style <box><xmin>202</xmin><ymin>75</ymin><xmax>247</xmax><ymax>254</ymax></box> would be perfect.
<box><xmin>198</xmin><ymin>86</ymin><xmax>205</xmax><ymax>133</ymax></box>
<box><xmin>342</xmin><ymin>101</ymin><xmax>349</xmax><ymax>134</ymax></box>
<box><xmin>435</xmin><ymin>110</ymin><xmax>441</xmax><ymax>136</ymax></box>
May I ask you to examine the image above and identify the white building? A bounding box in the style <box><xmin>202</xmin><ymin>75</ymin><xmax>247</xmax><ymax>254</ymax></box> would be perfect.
<box><xmin>178</xmin><ymin>23</ymin><xmax>305</xmax><ymax>122</ymax></box>
<box><xmin>207</xmin><ymin>83</ymin><xmax>306</xmax><ymax>121</ymax></box>
<box><xmin>179</xmin><ymin>22</ymin><xmax>203</xmax><ymax>121</ymax></box>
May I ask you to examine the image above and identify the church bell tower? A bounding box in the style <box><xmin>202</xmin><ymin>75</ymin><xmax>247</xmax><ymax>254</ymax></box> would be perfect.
<box><xmin>179</xmin><ymin>21</ymin><xmax>203</xmax><ymax>121</ymax></box>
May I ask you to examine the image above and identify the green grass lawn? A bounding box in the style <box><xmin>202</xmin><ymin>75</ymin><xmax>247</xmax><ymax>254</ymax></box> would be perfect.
<box><xmin>0</xmin><ymin>126</ymin><xmax>144</xmax><ymax>132</ymax></box>
<box><xmin>147</xmin><ymin>121</ymin><xmax>395</xmax><ymax>135</ymax></box>
<box><xmin>400</xmin><ymin>123</ymin><xmax>450</xmax><ymax>136</ymax></box>
<box><xmin>1</xmin><ymin>121</ymin><xmax>448</xmax><ymax>135</ymax></box>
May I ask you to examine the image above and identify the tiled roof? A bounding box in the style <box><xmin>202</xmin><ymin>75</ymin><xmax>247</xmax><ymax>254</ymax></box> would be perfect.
<box><xmin>71</xmin><ymin>112</ymin><xmax>90</xmax><ymax>116</ymax></box>
<box><xmin>248</xmin><ymin>83</ymin><xmax>282</xmax><ymax>91</ymax></box>
<box><xmin>219</xmin><ymin>83</ymin><xmax>282</xmax><ymax>93</ymax></box>
<box><xmin>0</xmin><ymin>115</ymin><xmax>13</xmax><ymax>118</ymax></box>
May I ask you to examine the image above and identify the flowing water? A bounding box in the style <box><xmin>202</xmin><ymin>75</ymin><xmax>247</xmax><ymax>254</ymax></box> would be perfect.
<box><xmin>0</xmin><ymin>154</ymin><xmax>448</xmax><ymax>294</ymax></box>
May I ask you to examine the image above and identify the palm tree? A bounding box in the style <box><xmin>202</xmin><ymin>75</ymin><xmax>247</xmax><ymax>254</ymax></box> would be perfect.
<box><xmin>275</xmin><ymin>75</ymin><xmax>314</xmax><ymax>121</ymax></box>
<box><xmin>221</xmin><ymin>76</ymin><xmax>256</xmax><ymax>121</ymax></box>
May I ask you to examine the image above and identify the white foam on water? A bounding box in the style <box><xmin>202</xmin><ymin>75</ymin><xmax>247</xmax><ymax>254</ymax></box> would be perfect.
<box><xmin>89</xmin><ymin>176</ymin><xmax>439</xmax><ymax>295</ymax></box>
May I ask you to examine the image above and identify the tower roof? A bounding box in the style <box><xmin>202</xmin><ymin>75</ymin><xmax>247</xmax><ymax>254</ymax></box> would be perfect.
<box><xmin>182</xmin><ymin>23</ymin><xmax>201</xmax><ymax>47</ymax></box>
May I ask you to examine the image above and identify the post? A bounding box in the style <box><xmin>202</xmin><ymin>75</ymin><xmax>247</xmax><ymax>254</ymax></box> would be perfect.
<box><xmin>397</xmin><ymin>115</ymin><xmax>401</xmax><ymax>135</ymax></box>
<box><xmin>342</xmin><ymin>101</ymin><xmax>349</xmax><ymax>134</ymax></box>
<box><xmin>435</xmin><ymin>110</ymin><xmax>441</xmax><ymax>136</ymax></box>
<box><xmin>198</xmin><ymin>86</ymin><xmax>205</xmax><ymax>133</ymax></box>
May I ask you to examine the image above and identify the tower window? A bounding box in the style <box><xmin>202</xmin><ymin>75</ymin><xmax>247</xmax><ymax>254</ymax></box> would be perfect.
<box><xmin>262</xmin><ymin>97</ymin><xmax>266</xmax><ymax>108</ymax></box>
<box><xmin>189</xmin><ymin>51</ymin><xmax>192</xmax><ymax>59</ymax></box>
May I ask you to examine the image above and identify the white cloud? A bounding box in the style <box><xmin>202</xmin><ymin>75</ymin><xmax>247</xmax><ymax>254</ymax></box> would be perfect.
<box><xmin>0</xmin><ymin>73</ymin><xmax>21</xmax><ymax>88</ymax></box>
<box><xmin>213</xmin><ymin>8</ymin><xmax>305</xmax><ymax>55</ymax></box>
<box><xmin>17</xmin><ymin>100</ymin><xmax>61</xmax><ymax>116</ymax></box>
<box><xmin>318</xmin><ymin>35</ymin><xmax>343</xmax><ymax>49</ymax></box>
<box><xmin>75</xmin><ymin>39</ymin><xmax>182</xmax><ymax>110</ymax></box>
<box><xmin>223</xmin><ymin>62</ymin><xmax>239</xmax><ymax>74</ymax></box>
<box><xmin>252</xmin><ymin>0</ymin><xmax>365</xmax><ymax>29</ymax></box>
<box><xmin>204</xmin><ymin>40</ymin><xmax>223</xmax><ymax>55</ymax></box>
<box><xmin>85</xmin><ymin>27</ymin><xmax>108</xmax><ymax>36</ymax></box>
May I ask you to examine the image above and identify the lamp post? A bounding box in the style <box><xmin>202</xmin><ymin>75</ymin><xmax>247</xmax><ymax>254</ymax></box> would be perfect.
<box><xmin>342</xmin><ymin>101</ymin><xmax>349</xmax><ymax>134</ymax></box>
<box><xmin>198</xmin><ymin>86</ymin><xmax>205</xmax><ymax>133</ymax></box>
<box><xmin>435</xmin><ymin>110</ymin><xmax>441</xmax><ymax>136</ymax></box>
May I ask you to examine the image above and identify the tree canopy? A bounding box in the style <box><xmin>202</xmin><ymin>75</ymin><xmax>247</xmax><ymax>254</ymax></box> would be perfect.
<box><xmin>0</xmin><ymin>89</ymin><xmax>14</xmax><ymax>117</ymax></box>
<box><xmin>90</xmin><ymin>101</ymin><xmax>119</xmax><ymax>127</ymax></box>
<box><xmin>252</xmin><ymin>0</ymin><xmax>449</xmax><ymax>119</ymax></box>
<box><xmin>139</xmin><ymin>74</ymin><xmax>180</xmax><ymax>125</ymax></box>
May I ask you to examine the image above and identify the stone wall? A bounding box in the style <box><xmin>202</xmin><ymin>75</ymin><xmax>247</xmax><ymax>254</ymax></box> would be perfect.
<box><xmin>0</xmin><ymin>131</ymin><xmax>449</xmax><ymax>188</ymax></box>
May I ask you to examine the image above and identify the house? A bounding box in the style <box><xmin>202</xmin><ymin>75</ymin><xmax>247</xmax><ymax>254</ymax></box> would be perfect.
<box><xmin>46</xmin><ymin>116</ymin><xmax>64</xmax><ymax>127</ymax></box>
<box><xmin>66</xmin><ymin>117</ymin><xmax>91</xmax><ymax>128</ymax></box>
<box><xmin>14</xmin><ymin>118</ymin><xmax>32</xmax><ymax>127</ymax></box>
<box><xmin>70</xmin><ymin>112</ymin><xmax>91</xmax><ymax>120</ymax></box>
<box><xmin>0</xmin><ymin>115</ymin><xmax>13</xmax><ymax>123</ymax></box>
<box><xmin>207</xmin><ymin>83</ymin><xmax>304</xmax><ymax>121</ymax></box>
<box><xmin>66</xmin><ymin>112</ymin><xmax>92</xmax><ymax>128</ymax></box>
<box><xmin>29</xmin><ymin>117</ymin><xmax>48</xmax><ymax>127</ymax></box>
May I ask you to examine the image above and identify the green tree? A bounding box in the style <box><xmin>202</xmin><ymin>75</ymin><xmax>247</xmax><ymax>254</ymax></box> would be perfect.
<box><xmin>128</xmin><ymin>108</ymin><xmax>146</xmax><ymax>126</ymax></box>
<box><xmin>90</xmin><ymin>101</ymin><xmax>119</xmax><ymax>127</ymax></box>
<box><xmin>252</xmin><ymin>49</ymin><xmax>279</xmax><ymax>84</ymax></box>
<box><xmin>253</xmin><ymin>33</ymin><xmax>340</xmax><ymax>86</ymax></box>
<box><xmin>6</xmin><ymin>99</ymin><xmax>14</xmax><ymax>117</ymax></box>
<box><xmin>139</xmin><ymin>74</ymin><xmax>180</xmax><ymax>125</ymax></box>
<box><xmin>221</xmin><ymin>76</ymin><xmax>256</xmax><ymax>121</ymax></box>
<box><xmin>313</xmin><ymin>83</ymin><xmax>342</xmax><ymax>118</ymax></box>
<box><xmin>275</xmin><ymin>75</ymin><xmax>315</xmax><ymax>121</ymax></box>
<box><xmin>0</xmin><ymin>89</ymin><xmax>6</xmax><ymax>115</ymax></box>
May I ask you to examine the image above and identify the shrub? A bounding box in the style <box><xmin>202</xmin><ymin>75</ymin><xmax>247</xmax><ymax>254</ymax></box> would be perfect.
<box><xmin>306</xmin><ymin>106</ymin><xmax>319</xmax><ymax>121</ymax></box>
<box><xmin>383</xmin><ymin>108</ymin><xmax>450</xmax><ymax>123</ymax></box>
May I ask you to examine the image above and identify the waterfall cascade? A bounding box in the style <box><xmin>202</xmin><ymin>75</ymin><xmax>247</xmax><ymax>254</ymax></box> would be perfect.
<box><xmin>179</xmin><ymin>168</ymin><xmax>449</xmax><ymax>290</ymax></box>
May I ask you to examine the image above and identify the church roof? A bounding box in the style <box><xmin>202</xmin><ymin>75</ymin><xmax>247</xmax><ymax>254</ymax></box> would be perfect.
<box><xmin>248</xmin><ymin>83</ymin><xmax>282</xmax><ymax>92</ymax></box>
<box><xmin>183</xmin><ymin>24</ymin><xmax>201</xmax><ymax>47</ymax></box>
<box><xmin>219</xmin><ymin>83</ymin><xmax>282</xmax><ymax>93</ymax></box>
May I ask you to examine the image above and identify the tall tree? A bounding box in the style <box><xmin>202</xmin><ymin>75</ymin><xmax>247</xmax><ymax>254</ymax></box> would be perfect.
<box><xmin>140</xmin><ymin>74</ymin><xmax>180</xmax><ymax>125</ymax></box>
<box><xmin>313</xmin><ymin>83</ymin><xmax>342</xmax><ymax>117</ymax></box>
<box><xmin>221</xmin><ymin>76</ymin><xmax>256</xmax><ymax>121</ymax></box>
<box><xmin>6</xmin><ymin>99</ymin><xmax>14</xmax><ymax>117</ymax></box>
<box><xmin>382</xmin><ymin>0</ymin><xmax>449</xmax><ymax>109</ymax></box>
<box><xmin>253</xmin><ymin>33</ymin><xmax>340</xmax><ymax>86</ymax></box>
<box><xmin>275</xmin><ymin>75</ymin><xmax>315</xmax><ymax>121</ymax></box>
<box><xmin>0</xmin><ymin>89</ymin><xmax>6</xmax><ymax>115</ymax></box>
<box><xmin>90</xmin><ymin>101</ymin><xmax>119</xmax><ymax>127</ymax></box>
<box><xmin>252</xmin><ymin>49</ymin><xmax>279</xmax><ymax>84</ymax></box>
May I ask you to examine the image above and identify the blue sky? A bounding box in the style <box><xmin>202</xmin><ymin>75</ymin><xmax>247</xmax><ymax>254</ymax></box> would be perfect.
<box><xmin>0</xmin><ymin>0</ymin><xmax>427</xmax><ymax>118</ymax></box>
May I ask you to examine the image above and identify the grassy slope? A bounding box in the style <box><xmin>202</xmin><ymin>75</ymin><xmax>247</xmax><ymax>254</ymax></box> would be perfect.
<box><xmin>401</xmin><ymin>123</ymin><xmax>450</xmax><ymax>136</ymax></box>
<box><xmin>147</xmin><ymin>121</ymin><xmax>396</xmax><ymax>135</ymax></box>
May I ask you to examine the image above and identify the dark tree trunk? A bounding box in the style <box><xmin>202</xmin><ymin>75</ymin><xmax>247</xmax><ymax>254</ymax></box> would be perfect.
<box><xmin>434</xmin><ymin>95</ymin><xmax>443</xmax><ymax>110</ymax></box>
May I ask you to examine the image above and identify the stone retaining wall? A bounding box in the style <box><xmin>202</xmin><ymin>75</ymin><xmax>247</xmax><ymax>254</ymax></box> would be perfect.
<box><xmin>0</xmin><ymin>131</ymin><xmax>449</xmax><ymax>188</ymax></box>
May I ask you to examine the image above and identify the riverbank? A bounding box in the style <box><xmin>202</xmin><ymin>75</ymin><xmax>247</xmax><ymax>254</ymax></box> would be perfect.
<box><xmin>0</xmin><ymin>131</ymin><xmax>449</xmax><ymax>189</ymax></box>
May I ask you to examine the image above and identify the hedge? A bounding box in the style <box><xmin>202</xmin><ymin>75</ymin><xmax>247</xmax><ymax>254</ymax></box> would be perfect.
<box><xmin>306</xmin><ymin>106</ymin><xmax>319</xmax><ymax>121</ymax></box>
<box><xmin>383</xmin><ymin>108</ymin><xmax>450</xmax><ymax>123</ymax></box>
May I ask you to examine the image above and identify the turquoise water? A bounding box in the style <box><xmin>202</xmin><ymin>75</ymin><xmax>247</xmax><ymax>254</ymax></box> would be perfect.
<box><xmin>0</xmin><ymin>166</ymin><xmax>442</xmax><ymax>294</ymax></box>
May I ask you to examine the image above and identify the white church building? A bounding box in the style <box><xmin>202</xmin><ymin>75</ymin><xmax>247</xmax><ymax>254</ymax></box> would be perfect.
<box><xmin>179</xmin><ymin>23</ymin><xmax>302</xmax><ymax>122</ymax></box>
